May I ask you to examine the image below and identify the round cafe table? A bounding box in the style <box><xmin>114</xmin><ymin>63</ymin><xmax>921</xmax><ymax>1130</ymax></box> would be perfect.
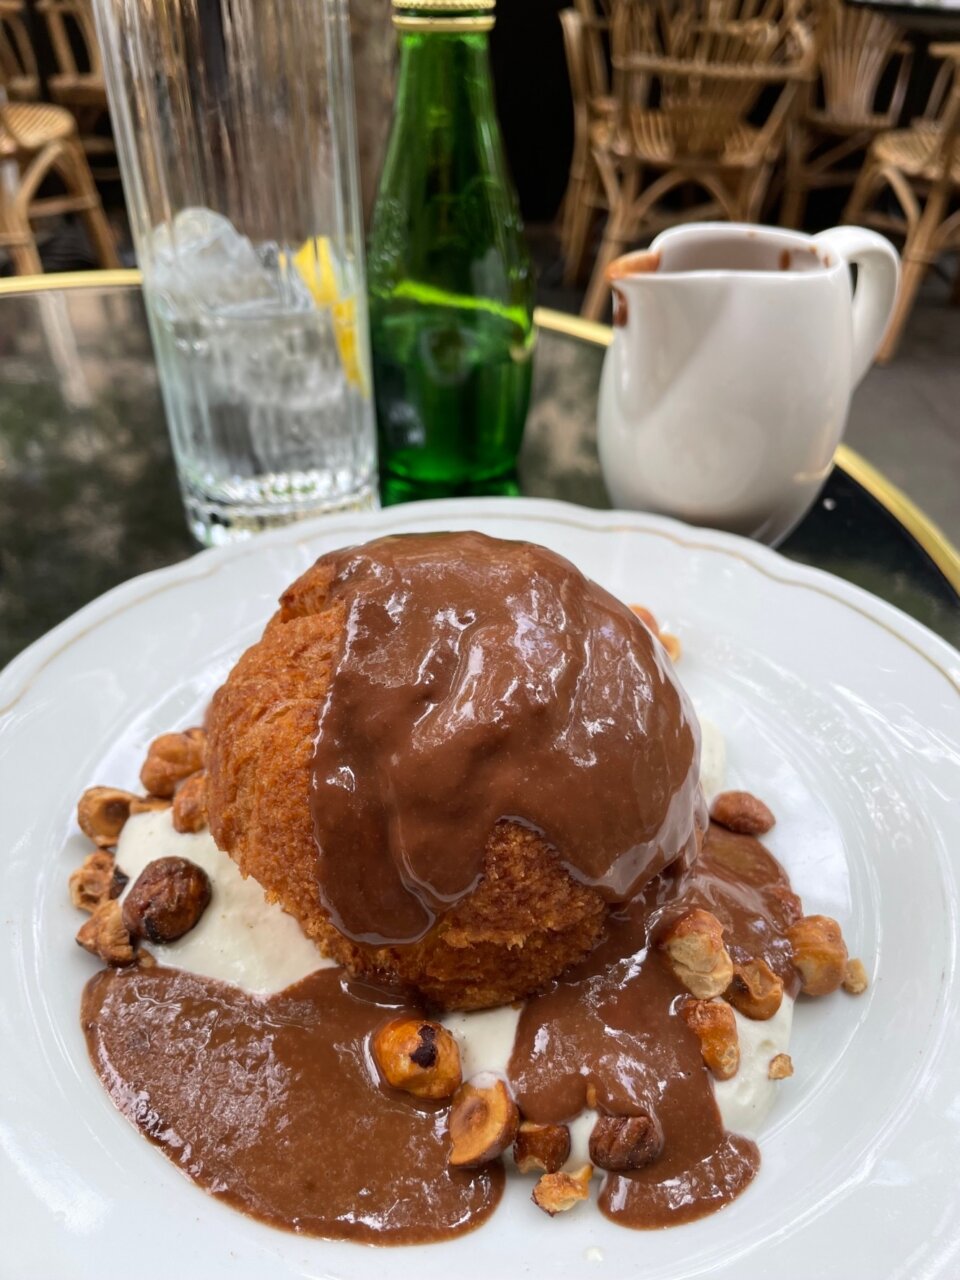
<box><xmin>0</xmin><ymin>270</ymin><xmax>957</xmax><ymax>670</ymax></box>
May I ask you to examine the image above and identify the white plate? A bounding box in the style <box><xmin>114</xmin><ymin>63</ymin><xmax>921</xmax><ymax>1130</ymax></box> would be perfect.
<box><xmin>2</xmin><ymin>497</ymin><xmax>959</xmax><ymax>1280</ymax></box>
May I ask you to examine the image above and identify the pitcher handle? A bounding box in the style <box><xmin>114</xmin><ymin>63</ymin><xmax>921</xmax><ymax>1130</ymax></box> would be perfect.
<box><xmin>813</xmin><ymin>227</ymin><xmax>900</xmax><ymax>386</ymax></box>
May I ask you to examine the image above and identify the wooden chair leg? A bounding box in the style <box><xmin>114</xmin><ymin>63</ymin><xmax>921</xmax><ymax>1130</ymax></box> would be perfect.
<box><xmin>783</xmin><ymin>130</ymin><xmax>814</xmax><ymax>232</ymax></box>
<box><xmin>843</xmin><ymin>156</ymin><xmax>880</xmax><ymax>225</ymax></box>
<box><xmin>58</xmin><ymin>140</ymin><xmax>120</xmax><ymax>269</ymax></box>
<box><xmin>581</xmin><ymin>167</ymin><xmax>640</xmax><ymax>321</ymax></box>
<box><xmin>877</xmin><ymin>251</ymin><xmax>926</xmax><ymax>363</ymax></box>
<box><xmin>564</xmin><ymin>162</ymin><xmax>601</xmax><ymax>287</ymax></box>
<box><xmin>951</xmin><ymin>259</ymin><xmax>960</xmax><ymax>306</ymax></box>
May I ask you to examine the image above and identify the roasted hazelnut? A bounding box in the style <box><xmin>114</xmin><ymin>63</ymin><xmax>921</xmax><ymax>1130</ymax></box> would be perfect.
<box><xmin>121</xmin><ymin>856</ymin><xmax>211</xmax><ymax>943</ymax></box>
<box><xmin>679</xmin><ymin>998</ymin><xmax>740</xmax><ymax>1080</ymax></box>
<box><xmin>727</xmin><ymin>957</ymin><xmax>784</xmax><ymax>1021</ymax></box>
<box><xmin>843</xmin><ymin>957</ymin><xmax>869</xmax><ymax>995</ymax></box>
<box><xmin>787</xmin><ymin>915</ymin><xmax>848</xmax><ymax>996</ymax></box>
<box><xmin>768</xmin><ymin>1052</ymin><xmax>794</xmax><ymax>1080</ymax></box>
<box><xmin>372</xmin><ymin>1018</ymin><xmax>462</xmax><ymax>1100</ymax></box>
<box><xmin>447</xmin><ymin>1076</ymin><xmax>519</xmax><ymax>1168</ymax></box>
<box><xmin>710</xmin><ymin>790</ymin><xmax>776</xmax><ymax>836</ymax></box>
<box><xmin>139</xmin><ymin>728</ymin><xmax>206</xmax><ymax>798</ymax></box>
<box><xmin>589</xmin><ymin>1112</ymin><xmax>663</xmax><ymax>1172</ymax></box>
<box><xmin>531</xmin><ymin>1165</ymin><xmax>592</xmax><ymax>1215</ymax></box>
<box><xmin>69</xmin><ymin>850</ymin><xmax>127</xmax><ymax>913</ymax></box>
<box><xmin>76</xmin><ymin>899</ymin><xmax>136</xmax><ymax>966</ymax></box>
<box><xmin>660</xmin><ymin>632</ymin><xmax>682</xmax><ymax>662</ymax></box>
<box><xmin>77</xmin><ymin>786</ymin><xmax>139</xmax><ymax>848</ymax></box>
<box><xmin>629</xmin><ymin>604</ymin><xmax>659</xmax><ymax>631</ymax></box>
<box><xmin>172</xmin><ymin>770</ymin><xmax>208</xmax><ymax>834</ymax></box>
<box><xmin>660</xmin><ymin>907</ymin><xmax>734</xmax><ymax>999</ymax></box>
<box><xmin>513</xmin><ymin>1121</ymin><xmax>571</xmax><ymax>1175</ymax></box>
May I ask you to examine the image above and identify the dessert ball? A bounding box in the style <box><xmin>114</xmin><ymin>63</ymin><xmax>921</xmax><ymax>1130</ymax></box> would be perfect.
<box><xmin>206</xmin><ymin>532</ymin><xmax>703</xmax><ymax>1010</ymax></box>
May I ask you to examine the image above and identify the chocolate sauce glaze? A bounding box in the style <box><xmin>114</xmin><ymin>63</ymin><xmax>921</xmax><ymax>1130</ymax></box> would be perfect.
<box><xmin>308</xmin><ymin>532</ymin><xmax>705</xmax><ymax>944</ymax></box>
<box><xmin>81</xmin><ymin>534</ymin><xmax>806</xmax><ymax>1243</ymax></box>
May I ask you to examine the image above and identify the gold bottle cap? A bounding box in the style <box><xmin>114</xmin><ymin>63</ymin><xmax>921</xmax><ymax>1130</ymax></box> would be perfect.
<box><xmin>392</xmin><ymin>0</ymin><xmax>495</xmax><ymax>33</ymax></box>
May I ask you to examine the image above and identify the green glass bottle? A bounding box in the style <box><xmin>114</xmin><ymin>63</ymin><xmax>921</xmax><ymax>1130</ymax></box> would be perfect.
<box><xmin>367</xmin><ymin>0</ymin><xmax>536</xmax><ymax>504</ymax></box>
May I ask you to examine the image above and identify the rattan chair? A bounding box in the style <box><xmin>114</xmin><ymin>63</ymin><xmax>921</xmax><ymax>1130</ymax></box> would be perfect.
<box><xmin>560</xmin><ymin>1</ymin><xmax>620</xmax><ymax>284</ymax></box>
<box><xmin>781</xmin><ymin>0</ymin><xmax>911</xmax><ymax>229</ymax></box>
<box><xmin>582</xmin><ymin>0</ymin><xmax>815</xmax><ymax>319</ymax></box>
<box><xmin>0</xmin><ymin>71</ymin><xmax>119</xmax><ymax>273</ymax></box>
<box><xmin>0</xmin><ymin>1</ymin><xmax>38</xmax><ymax>100</ymax></box>
<box><xmin>35</xmin><ymin>0</ymin><xmax>116</xmax><ymax>179</ymax></box>
<box><xmin>844</xmin><ymin>43</ymin><xmax>960</xmax><ymax>361</ymax></box>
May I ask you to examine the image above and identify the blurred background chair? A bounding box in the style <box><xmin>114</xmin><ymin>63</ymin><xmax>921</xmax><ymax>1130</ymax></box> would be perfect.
<box><xmin>580</xmin><ymin>0</ymin><xmax>815</xmax><ymax>319</ymax></box>
<box><xmin>36</xmin><ymin>0</ymin><xmax>116</xmax><ymax>180</ymax></box>
<box><xmin>560</xmin><ymin>0</ymin><xmax>617</xmax><ymax>285</ymax></box>
<box><xmin>845</xmin><ymin>42</ymin><xmax>960</xmax><ymax>361</ymax></box>
<box><xmin>781</xmin><ymin>0</ymin><xmax>911</xmax><ymax>230</ymax></box>
<box><xmin>1</xmin><ymin>0</ymin><xmax>39</xmax><ymax>101</ymax></box>
<box><xmin>0</xmin><ymin>64</ymin><xmax>118</xmax><ymax>273</ymax></box>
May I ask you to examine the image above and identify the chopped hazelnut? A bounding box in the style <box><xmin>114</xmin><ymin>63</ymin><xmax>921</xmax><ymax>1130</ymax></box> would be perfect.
<box><xmin>139</xmin><ymin>728</ymin><xmax>206</xmax><ymax>798</ymax></box>
<box><xmin>172</xmin><ymin>770</ymin><xmax>208</xmax><ymax>834</ymax></box>
<box><xmin>660</xmin><ymin>632</ymin><xmax>682</xmax><ymax>662</ymax></box>
<box><xmin>532</xmin><ymin>1164</ymin><xmax>593</xmax><ymax>1215</ymax></box>
<box><xmin>69</xmin><ymin>850</ymin><xmax>127</xmax><ymax>913</ymax></box>
<box><xmin>76</xmin><ymin>899</ymin><xmax>136</xmax><ymax>966</ymax></box>
<box><xmin>629</xmin><ymin>604</ymin><xmax>659</xmax><ymax>632</ymax></box>
<box><xmin>589</xmin><ymin>1112</ymin><xmax>663</xmax><ymax>1172</ymax></box>
<box><xmin>77</xmin><ymin>786</ymin><xmax>139</xmax><ymax>848</ymax></box>
<box><xmin>710</xmin><ymin>790</ymin><xmax>775</xmax><ymax>836</ymax></box>
<box><xmin>660</xmin><ymin>907</ymin><xmax>734</xmax><ymax>999</ymax></box>
<box><xmin>768</xmin><ymin>1052</ymin><xmax>794</xmax><ymax>1080</ymax></box>
<box><xmin>129</xmin><ymin>795</ymin><xmax>172</xmax><ymax>816</ymax></box>
<box><xmin>372</xmin><ymin>1018</ymin><xmax>462</xmax><ymax>1100</ymax></box>
<box><xmin>679</xmin><ymin>998</ymin><xmax>740</xmax><ymax>1080</ymax></box>
<box><xmin>727</xmin><ymin>957</ymin><xmax>784</xmax><ymax>1021</ymax></box>
<box><xmin>121</xmin><ymin>856</ymin><xmax>211</xmax><ymax>943</ymax></box>
<box><xmin>843</xmin><ymin>957</ymin><xmax>869</xmax><ymax>995</ymax></box>
<box><xmin>513</xmin><ymin>1121</ymin><xmax>571</xmax><ymax>1175</ymax></box>
<box><xmin>787</xmin><ymin>915</ymin><xmax>848</xmax><ymax>996</ymax></box>
<box><xmin>447</xmin><ymin>1076</ymin><xmax>519</xmax><ymax>1168</ymax></box>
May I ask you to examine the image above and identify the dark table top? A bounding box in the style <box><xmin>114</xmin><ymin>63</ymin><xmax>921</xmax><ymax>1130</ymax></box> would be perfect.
<box><xmin>0</xmin><ymin>275</ymin><xmax>957</xmax><ymax>670</ymax></box>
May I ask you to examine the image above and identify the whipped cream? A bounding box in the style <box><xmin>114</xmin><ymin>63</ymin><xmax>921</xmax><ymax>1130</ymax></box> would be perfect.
<box><xmin>115</xmin><ymin>809</ymin><xmax>331</xmax><ymax>995</ymax></box>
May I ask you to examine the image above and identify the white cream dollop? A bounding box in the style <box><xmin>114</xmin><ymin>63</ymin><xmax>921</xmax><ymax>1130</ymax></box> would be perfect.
<box><xmin>115</xmin><ymin>808</ymin><xmax>331</xmax><ymax>995</ymax></box>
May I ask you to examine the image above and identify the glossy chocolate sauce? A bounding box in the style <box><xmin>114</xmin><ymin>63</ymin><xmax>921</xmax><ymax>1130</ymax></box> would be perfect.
<box><xmin>81</xmin><ymin>967</ymin><xmax>502</xmax><ymax>1244</ymax></box>
<box><xmin>508</xmin><ymin>823</ymin><xmax>801</xmax><ymax>1228</ymax></box>
<box><xmin>308</xmin><ymin>532</ymin><xmax>704</xmax><ymax>944</ymax></box>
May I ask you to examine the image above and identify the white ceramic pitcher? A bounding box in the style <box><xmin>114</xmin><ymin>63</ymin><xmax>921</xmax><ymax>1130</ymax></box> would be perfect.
<box><xmin>597</xmin><ymin>222</ymin><xmax>900</xmax><ymax>545</ymax></box>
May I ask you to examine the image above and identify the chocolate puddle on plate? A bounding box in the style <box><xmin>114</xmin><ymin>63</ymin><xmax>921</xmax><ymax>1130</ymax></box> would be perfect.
<box><xmin>81</xmin><ymin>824</ymin><xmax>799</xmax><ymax>1241</ymax></box>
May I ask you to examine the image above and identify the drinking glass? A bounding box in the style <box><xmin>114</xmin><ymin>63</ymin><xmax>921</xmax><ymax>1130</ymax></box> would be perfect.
<box><xmin>93</xmin><ymin>0</ymin><xmax>377</xmax><ymax>544</ymax></box>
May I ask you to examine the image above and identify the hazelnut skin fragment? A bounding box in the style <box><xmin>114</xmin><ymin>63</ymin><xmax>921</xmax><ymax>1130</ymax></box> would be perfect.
<box><xmin>727</xmin><ymin>957</ymin><xmax>784</xmax><ymax>1021</ymax></box>
<box><xmin>513</xmin><ymin>1121</ymin><xmax>571</xmax><ymax>1175</ymax></box>
<box><xmin>139</xmin><ymin>728</ymin><xmax>206</xmax><ymax>798</ymax></box>
<box><xmin>710</xmin><ymin>790</ymin><xmax>775</xmax><ymax>836</ymax></box>
<box><xmin>768</xmin><ymin>1053</ymin><xmax>794</xmax><ymax>1080</ymax></box>
<box><xmin>843</xmin><ymin>958</ymin><xmax>869</xmax><ymax>995</ymax></box>
<box><xmin>121</xmin><ymin>856</ymin><xmax>211</xmax><ymax>943</ymax></box>
<box><xmin>787</xmin><ymin>915</ymin><xmax>848</xmax><ymax>996</ymax></box>
<box><xmin>629</xmin><ymin>604</ymin><xmax>659</xmax><ymax>632</ymax></box>
<box><xmin>532</xmin><ymin>1164</ymin><xmax>593</xmax><ymax>1215</ymax></box>
<box><xmin>129</xmin><ymin>795</ymin><xmax>172</xmax><ymax>816</ymax></box>
<box><xmin>76</xmin><ymin>899</ymin><xmax>136</xmax><ymax>966</ymax></box>
<box><xmin>660</xmin><ymin>632</ymin><xmax>682</xmax><ymax>663</ymax></box>
<box><xmin>77</xmin><ymin>786</ymin><xmax>139</xmax><ymax>848</ymax></box>
<box><xmin>679</xmin><ymin>999</ymin><xmax>740</xmax><ymax>1080</ymax></box>
<box><xmin>660</xmin><ymin>907</ymin><xmax>734</xmax><ymax>999</ymax></box>
<box><xmin>447</xmin><ymin>1077</ymin><xmax>519</xmax><ymax>1168</ymax></box>
<box><xmin>172</xmin><ymin>771</ymin><xmax>208</xmax><ymax>834</ymax></box>
<box><xmin>589</xmin><ymin>1112</ymin><xmax>664</xmax><ymax>1172</ymax></box>
<box><xmin>372</xmin><ymin>1018</ymin><xmax>462</xmax><ymax>1100</ymax></box>
<box><xmin>69</xmin><ymin>851</ymin><xmax>127</xmax><ymax>913</ymax></box>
